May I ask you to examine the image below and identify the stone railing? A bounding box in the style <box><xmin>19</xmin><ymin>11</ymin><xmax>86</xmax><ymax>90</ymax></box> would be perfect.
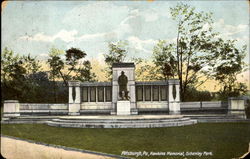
<box><xmin>180</xmin><ymin>101</ymin><xmax>228</xmax><ymax>114</ymax></box>
<box><xmin>3</xmin><ymin>99</ymin><xmax>246</xmax><ymax>117</ymax></box>
<box><xmin>19</xmin><ymin>103</ymin><xmax>68</xmax><ymax>115</ymax></box>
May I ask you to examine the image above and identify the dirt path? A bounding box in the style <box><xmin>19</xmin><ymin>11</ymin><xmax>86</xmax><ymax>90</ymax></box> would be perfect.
<box><xmin>1</xmin><ymin>136</ymin><xmax>115</xmax><ymax>159</ymax></box>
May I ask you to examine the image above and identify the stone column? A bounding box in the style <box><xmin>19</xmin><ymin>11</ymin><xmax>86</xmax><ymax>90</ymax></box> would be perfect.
<box><xmin>129</xmin><ymin>67</ymin><xmax>138</xmax><ymax>115</ymax></box>
<box><xmin>68</xmin><ymin>81</ymin><xmax>81</xmax><ymax>115</ymax></box>
<box><xmin>3</xmin><ymin>100</ymin><xmax>20</xmax><ymax>117</ymax></box>
<box><xmin>111</xmin><ymin>69</ymin><xmax>118</xmax><ymax>115</ymax></box>
<box><xmin>168</xmin><ymin>79</ymin><xmax>180</xmax><ymax>115</ymax></box>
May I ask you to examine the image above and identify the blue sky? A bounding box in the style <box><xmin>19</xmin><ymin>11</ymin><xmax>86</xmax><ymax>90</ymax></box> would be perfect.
<box><xmin>2</xmin><ymin>0</ymin><xmax>249</xmax><ymax>63</ymax></box>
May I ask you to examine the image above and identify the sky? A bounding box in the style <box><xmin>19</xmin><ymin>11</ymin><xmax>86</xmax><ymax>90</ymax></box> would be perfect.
<box><xmin>2</xmin><ymin>0</ymin><xmax>249</xmax><ymax>64</ymax></box>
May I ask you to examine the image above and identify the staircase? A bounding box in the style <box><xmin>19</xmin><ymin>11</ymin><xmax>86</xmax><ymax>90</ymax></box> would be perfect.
<box><xmin>46</xmin><ymin>116</ymin><xmax>197</xmax><ymax>128</ymax></box>
<box><xmin>184</xmin><ymin>114</ymin><xmax>249</xmax><ymax>123</ymax></box>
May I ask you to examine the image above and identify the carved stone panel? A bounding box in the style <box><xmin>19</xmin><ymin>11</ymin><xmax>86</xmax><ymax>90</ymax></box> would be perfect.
<box><xmin>90</xmin><ymin>87</ymin><xmax>96</xmax><ymax>102</ymax></box>
<box><xmin>97</xmin><ymin>87</ymin><xmax>104</xmax><ymax>102</ymax></box>
<box><xmin>105</xmin><ymin>86</ymin><xmax>112</xmax><ymax>102</ymax></box>
<box><xmin>160</xmin><ymin>85</ymin><xmax>167</xmax><ymax>101</ymax></box>
<box><xmin>136</xmin><ymin>86</ymin><xmax>143</xmax><ymax>101</ymax></box>
<box><xmin>82</xmin><ymin>87</ymin><xmax>88</xmax><ymax>102</ymax></box>
<box><xmin>144</xmin><ymin>85</ymin><xmax>151</xmax><ymax>101</ymax></box>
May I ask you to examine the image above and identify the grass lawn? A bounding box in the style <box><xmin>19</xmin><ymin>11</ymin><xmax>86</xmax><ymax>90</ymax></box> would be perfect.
<box><xmin>1</xmin><ymin>123</ymin><xmax>250</xmax><ymax>159</ymax></box>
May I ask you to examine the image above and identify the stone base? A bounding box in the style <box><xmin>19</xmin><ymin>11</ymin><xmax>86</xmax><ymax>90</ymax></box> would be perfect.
<box><xmin>110</xmin><ymin>111</ymin><xmax>116</xmax><ymax>115</ymax></box>
<box><xmin>117</xmin><ymin>101</ymin><xmax>130</xmax><ymax>115</ymax></box>
<box><xmin>4</xmin><ymin>100</ymin><xmax>20</xmax><ymax>117</ymax></box>
<box><xmin>228</xmin><ymin>110</ymin><xmax>246</xmax><ymax>119</ymax></box>
<box><xmin>68</xmin><ymin>112</ymin><xmax>80</xmax><ymax>116</ymax></box>
<box><xmin>169</xmin><ymin>111</ymin><xmax>180</xmax><ymax>115</ymax></box>
<box><xmin>68</xmin><ymin>103</ymin><xmax>80</xmax><ymax>116</ymax></box>
<box><xmin>3</xmin><ymin>113</ymin><xmax>20</xmax><ymax>117</ymax></box>
<box><xmin>131</xmin><ymin>108</ymin><xmax>138</xmax><ymax>115</ymax></box>
<box><xmin>169</xmin><ymin>102</ymin><xmax>180</xmax><ymax>115</ymax></box>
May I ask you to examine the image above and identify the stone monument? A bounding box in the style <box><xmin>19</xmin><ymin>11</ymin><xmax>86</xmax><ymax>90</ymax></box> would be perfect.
<box><xmin>111</xmin><ymin>63</ymin><xmax>138</xmax><ymax>115</ymax></box>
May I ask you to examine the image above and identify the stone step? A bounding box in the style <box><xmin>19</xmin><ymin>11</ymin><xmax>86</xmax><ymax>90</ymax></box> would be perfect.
<box><xmin>50</xmin><ymin>118</ymin><xmax>192</xmax><ymax>125</ymax></box>
<box><xmin>1</xmin><ymin>117</ymin><xmax>54</xmax><ymax>124</ymax></box>
<box><xmin>196</xmin><ymin>119</ymin><xmax>250</xmax><ymax>123</ymax></box>
<box><xmin>1</xmin><ymin>120</ymin><xmax>48</xmax><ymax>124</ymax></box>
<box><xmin>46</xmin><ymin>120</ymin><xmax>197</xmax><ymax>128</ymax></box>
<box><xmin>185</xmin><ymin>114</ymin><xmax>246</xmax><ymax>119</ymax></box>
<box><xmin>51</xmin><ymin>117</ymin><xmax>191</xmax><ymax>123</ymax></box>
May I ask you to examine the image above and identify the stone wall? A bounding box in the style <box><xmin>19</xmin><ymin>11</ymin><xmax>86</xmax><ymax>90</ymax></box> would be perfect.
<box><xmin>19</xmin><ymin>103</ymin><xmax>68</xmax><ymax>115</ymax></box>
<box><xmin>3</xmin><ymin>100</ymin><xmax>231</xmax><ymax>116</ymax></box>
<box><xmin>180</xmin><ymin>101</ymin><xmax>228</xmax><ymax>114</ymax></box>
<box><xmin>137</xmin><ymin>101</ymin><xmax>168</xmax><ymax>109</ymax></box>
<box><xmin>81</xmin><ymin>102</ymin><xmax>112</xmax><ymax>110</ymax></box>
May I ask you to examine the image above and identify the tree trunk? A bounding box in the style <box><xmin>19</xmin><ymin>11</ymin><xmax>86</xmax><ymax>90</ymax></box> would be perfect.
<box><xmin>176</xmin><ymin>24</ymin><xmax>182</xmax><ymax>101</ymax></box>
<box><xmin>53</xmin><ymin>76</ymin><xmax>57</xmax><ymax>103</ymax></box>
<box><xmin>59</xmin><ymin>71</ymin><xmax>68</xmax><ymax>87</ymax></box>
<box><xmin>183</xmin><ymin>46</ymin><xmax>192</xmax><ymax>102</ymax></box>
<box><xmin>180</xmin><ymin>43</ymin><xmax>183</xmax><ymax>102</ymax></box>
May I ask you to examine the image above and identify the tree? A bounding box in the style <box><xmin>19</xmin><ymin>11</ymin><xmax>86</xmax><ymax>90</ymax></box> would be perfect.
<box><xmin>210</xmin><ymin>39</ymin><xmax>247</xmax><ymax>100</ymax></box>
<box><xmin>1</xmin><ymin>47</ymin><xmax>21</xmax><ymax>83</ymax></box>
<box><xmin>153</xmin><ymin>3</ymin><xmax>246</xmax><ymax>101</ymax></box>
<box><xmin>1</xmin><ymin>47</ymin><xmax>42</xmax><ymax>102</ymax></box>
<box><xmin>47</xmin><ymin>47</ymin><xmax>96</xmax><ymax>87</ymax></box>
<box><xmin>48</xmin><ymin>47</ymin><xmax>65</xmax><ymax>101</ymax></box>
<box><xmin>104</xmin><ymin>41</ymin><xmax>128</xmax><ymax>79</ymax></box>
<box><xmin>184</xmin><ymin>86</ymin><xmax>213</xmax><ymax>101</ymax></box>
<box><xmin>153</xmin><ymin>40</ymin><xmax>178</xmax><ymax>80</ymax></box>
<box><xmin>133</xmin><ymin>58</ymin><xmax>162</xmax><ymax>81</ymax></box>
<box><xmin>65</xmin><ymin>48</ymin><xmax>96</xmax><ymax>82</ymax></box>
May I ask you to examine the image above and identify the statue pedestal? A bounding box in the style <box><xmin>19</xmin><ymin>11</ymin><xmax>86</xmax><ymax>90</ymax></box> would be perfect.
<box><xmin>68</xmin><ymin>103</ymin><xmax>80</xmax><ymax>116</ymax></box>
<box><xmin>117</xmin><ymin>101</ymin><xmax>130</xmax><ymax>115</ymax></box>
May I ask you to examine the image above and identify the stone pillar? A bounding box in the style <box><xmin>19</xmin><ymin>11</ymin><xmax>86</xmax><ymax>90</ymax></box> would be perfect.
<box><xmin>228</xmin><ymin>97</ymin><xmax>246</xmax><ymax>119</ymax></box>
<box><xmin>3</xmin><ymin>100</ymin><xmax>20</xmax><ymax>117</ymax></box>
<box><xmin>111</xmin><ymin>70</ymin><xmax>118</xmax><ymax>115</ymax></box>
<box><xmin>111</xmin><ymin>63</ymin><xmax>138</xmax><ymax>115</ymax></box>
<box><xmin>168</xmin><ymin>79</ymin><xmax>180</xmax><ymax>115</ymax></box>
<box><xmin>68</xmin><ymin>81</ymin><xmax>81</xmax><ymax>115</ymax></box>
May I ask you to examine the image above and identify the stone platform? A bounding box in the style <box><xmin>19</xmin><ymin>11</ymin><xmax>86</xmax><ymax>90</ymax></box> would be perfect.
<box><xmin>2</xmin><ymin>114</ymin><xmax>249</xmax><ymax>128</ymax></box>
<box><xmin>0</xmin><ymin>115</ymin><xmax>196</xmax><ymax>128</ymax></box>
<box><xmin>46</xmin><ymin>115</ymin><xmax>197</xmax><ymax>128</ymax></box>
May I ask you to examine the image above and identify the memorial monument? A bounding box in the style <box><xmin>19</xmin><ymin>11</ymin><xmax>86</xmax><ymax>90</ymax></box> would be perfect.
<box><xmin>2</xmin><ymin>62</ymin><xmax>247</xmax><ymax>128</ymax></box>
<box><xmin>111</xmin><ymin>63</ymin><xmax>137</xmax><ymax>115</ymax></box>
<box><xmin>118</xmin><ymin>71</ymin><xmax>130</xmax><ymax>100</ymax></box>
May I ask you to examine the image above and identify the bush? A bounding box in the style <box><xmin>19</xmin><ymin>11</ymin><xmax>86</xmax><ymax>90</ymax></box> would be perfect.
<box><xmin>184</xmin><ymin>86</ymin><xmax>213</xmax><ymax>102</ymax></box>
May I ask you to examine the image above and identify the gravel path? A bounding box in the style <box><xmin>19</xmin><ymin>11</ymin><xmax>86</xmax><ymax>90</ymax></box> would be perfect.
<box><xmin>1</xmin><ymin>136</ymin><xmax>115</xmax><ymax>159</ymax></box>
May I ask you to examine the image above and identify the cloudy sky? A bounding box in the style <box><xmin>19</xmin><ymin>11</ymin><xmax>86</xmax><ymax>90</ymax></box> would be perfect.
<box><xmin>2</xmin><ymin>0</ymin><xmax>249</xmax><ymax>63</ymax></box>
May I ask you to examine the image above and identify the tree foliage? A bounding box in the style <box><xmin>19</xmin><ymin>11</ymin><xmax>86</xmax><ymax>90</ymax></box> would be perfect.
<box><xmin>152</xmin><ymin>3</ymin><xmax>247</xmax><ymax>101</ymax></box>
<box><xmin>104</xmin><ymin>41</ymin><xmax>128</xmax><ymax>79</ymax></box>
<box><xmin>47</xmin><ymin>47</ymin><xmax>96</xmax><ymax>87</ymax></box>
<box><xmin>1</xmin><ymin>47</ymin><xmax>49</xmax><ymax>102</ymax></box>
<box><xmin>134</xmin><ymin>58</ymin><xmax>162</xmax><ymax>81</ymax></box>
<box><xmin>210</xmin><ymin>40</ymin><xmax>247</xmax><ymax>100</ymax></box>
<box><xmin>1</xmin><ymin>47</ymin><xmax>94</xmax><ymax>103</ymax></box>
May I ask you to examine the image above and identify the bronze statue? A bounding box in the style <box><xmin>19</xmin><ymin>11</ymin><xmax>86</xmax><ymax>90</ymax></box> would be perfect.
<box><xmin>118</xmin><ymin>71</ymin><xmax>130</xmax><ymax>100</ymax></box>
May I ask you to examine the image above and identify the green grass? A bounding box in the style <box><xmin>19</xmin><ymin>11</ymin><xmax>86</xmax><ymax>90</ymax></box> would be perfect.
<box><xmin>1</xmin><ymin>123</ymin><xmax>250</xmax><ymax>159</ymax></box>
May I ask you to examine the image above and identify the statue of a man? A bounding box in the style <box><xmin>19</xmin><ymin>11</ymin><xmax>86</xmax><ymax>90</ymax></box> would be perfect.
<box><xmin>118</xmin><ymin>71</ymin><xmax>129</xmax><ymax>100</ymax></box>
